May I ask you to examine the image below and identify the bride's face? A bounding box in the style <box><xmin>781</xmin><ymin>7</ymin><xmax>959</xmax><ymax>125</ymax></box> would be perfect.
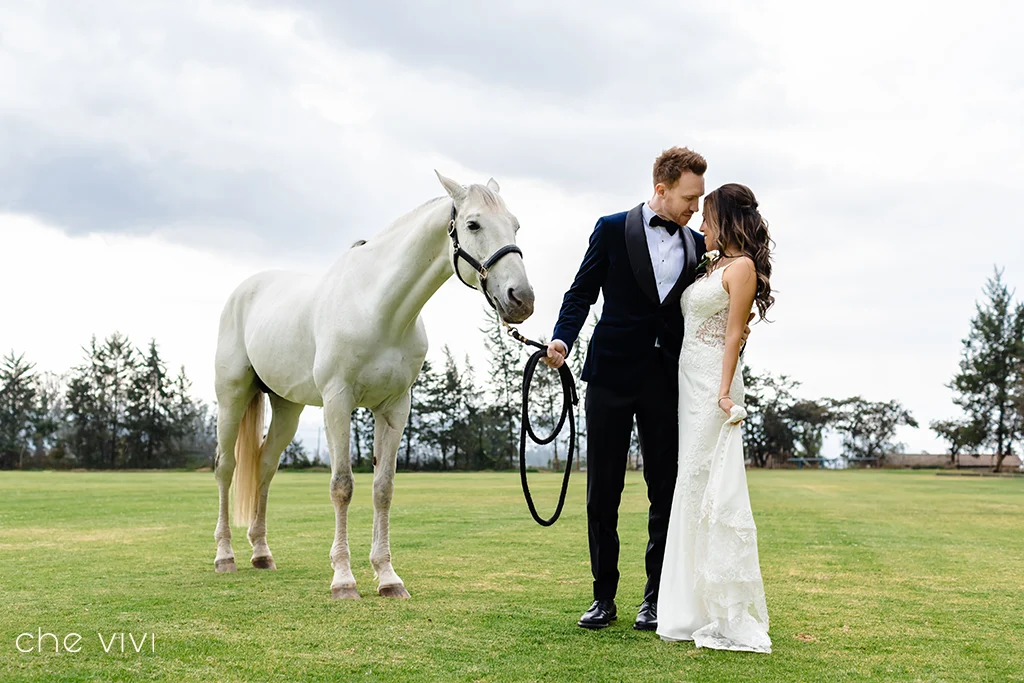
<box><xmin>699</xmin><ymin>216</ymin><xmax>719</xmax><ymax>250</ymax></box>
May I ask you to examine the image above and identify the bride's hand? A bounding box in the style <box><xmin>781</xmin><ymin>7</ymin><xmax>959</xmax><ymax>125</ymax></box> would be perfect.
<box><xmin>717</xmin><ymin>396</ymin><xmax>736</xmax><ymax>415</ymax></box>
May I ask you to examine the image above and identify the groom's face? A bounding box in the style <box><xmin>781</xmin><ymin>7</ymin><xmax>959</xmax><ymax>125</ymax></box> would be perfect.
<box><xmin>658</xmin><ymin>172</ymin><xmax>705</xmax><ymax>226</ymax></box>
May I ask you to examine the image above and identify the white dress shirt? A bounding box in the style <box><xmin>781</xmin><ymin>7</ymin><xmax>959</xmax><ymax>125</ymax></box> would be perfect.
<box><xmin>641</xmin><ymin>202</ymin><xmax>686</xmax><ymax>303</ymax></box>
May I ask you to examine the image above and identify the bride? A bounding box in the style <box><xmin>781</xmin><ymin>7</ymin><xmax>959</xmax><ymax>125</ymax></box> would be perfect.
<box><xmin>656</xmin><ymin>183</ymin><xmax>775</xmax><ymax>653</ymax></box>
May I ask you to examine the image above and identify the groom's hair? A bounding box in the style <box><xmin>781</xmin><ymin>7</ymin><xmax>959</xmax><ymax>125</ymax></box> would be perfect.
<box><xmin>653</xmin><ymin>147</ymin><xmax>707</xmax><ymax>187</ymax></box>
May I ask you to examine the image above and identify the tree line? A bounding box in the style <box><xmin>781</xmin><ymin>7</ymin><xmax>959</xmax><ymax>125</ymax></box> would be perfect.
<box><xmin>0</xmin><ymin>310</ymin><xmax>586</xmax><ymax>472</ymax></box>
<box><xmin>743</xmin><ymin>266</ymin><xmax>1024</xmax><ymax>472</ymax></box>
<box><xmin>341</xmin><ymin>309</ymin><xmax>589</xmax><ymax>472</ymax></box>
<box><xmin>7</xmin><ymin>267</ymin><xmax>1019</xmax><ymax>473</ymax></box>
<box><xmin>0</xmin><ymin>332</ymin><xmax>214</xmax><ymax>470</ymax></box>
<box><xmin>740</xmin><ymin>367</ymin><xmax>918</xmax><ymax>469</ymax></box>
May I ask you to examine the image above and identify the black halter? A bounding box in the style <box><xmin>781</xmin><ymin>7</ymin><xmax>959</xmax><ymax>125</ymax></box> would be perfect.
<box><xmin>447</xmin><ymin>202</ymin><xmax>524</xmax><ymax>310</ymax></box>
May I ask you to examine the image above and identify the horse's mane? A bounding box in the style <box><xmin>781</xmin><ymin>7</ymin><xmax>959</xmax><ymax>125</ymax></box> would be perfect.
<box><xmin>392</xmin><ymin>196</ymin><xmax>450</xmax><ymax>229</ymax></box>
<box><xmin>466</xmin><ymin>184</ymin><xmax>503</xmax><ymax>210</ymax></box>
<box><xmin>387</xmin><ymin>185</ymin><xmax>502</xmax><ymax>232</ymax></box>
<box><xmin>352</xmin><ymin>185</ymin><xmax>503</xmax><ymax>248</ymax></box>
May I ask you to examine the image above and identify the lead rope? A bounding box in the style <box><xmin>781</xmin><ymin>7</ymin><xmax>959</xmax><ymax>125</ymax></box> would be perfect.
<box><xmin>503</xmin><ymin>323</ymin><xmax>579</xmax><ymax>526</ymax></box>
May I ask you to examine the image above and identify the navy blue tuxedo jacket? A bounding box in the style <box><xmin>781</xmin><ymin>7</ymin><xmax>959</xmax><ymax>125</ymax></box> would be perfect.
<box><xmin>552</xmin><ymin>204</ymin><xmax>707</xmax><ymax>393</ymax></box>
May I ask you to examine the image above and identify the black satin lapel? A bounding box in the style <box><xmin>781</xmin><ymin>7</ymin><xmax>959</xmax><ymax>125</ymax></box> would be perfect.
<box><xmin>624</xmin><ymin>204</ymin><xmax>659</xmax><ymax>304</ymax></box>
<box><xmin>662</xmin><ymin>226</ymin><xmax>697</xmax><ymax>307</ymax></box>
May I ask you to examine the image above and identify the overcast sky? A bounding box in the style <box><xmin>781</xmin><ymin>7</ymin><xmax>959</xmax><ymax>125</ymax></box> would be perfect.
<box><xmin>2</xmin><ymin>0</ymin><xmax>1022</xmax><ymax>457</ymax></box>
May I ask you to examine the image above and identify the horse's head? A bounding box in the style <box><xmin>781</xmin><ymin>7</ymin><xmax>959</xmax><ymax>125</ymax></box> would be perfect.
<box><xmin>435</xmin><ymin>171</ymin><xmax>535</xmax><ymax>324</ymax></box>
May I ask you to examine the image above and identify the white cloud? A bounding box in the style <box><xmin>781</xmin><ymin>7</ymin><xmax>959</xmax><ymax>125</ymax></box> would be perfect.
<box><xmin>1</xmin><ymin>0</ymin><xmax>1022</xmax><ymax>459</ymax></box>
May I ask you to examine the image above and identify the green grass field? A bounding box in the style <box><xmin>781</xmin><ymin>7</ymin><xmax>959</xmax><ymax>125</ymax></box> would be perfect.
<box><xmin>1</xmin><ymin>469</ymin><xmax>1022</xmax><ymax>682</ymax></box>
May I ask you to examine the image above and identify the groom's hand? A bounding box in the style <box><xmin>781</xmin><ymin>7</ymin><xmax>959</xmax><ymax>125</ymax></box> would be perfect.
<box><xmin>543</xmin><ymin>340</ymin><xmax>567</xmax><ymax>369</ymax></box>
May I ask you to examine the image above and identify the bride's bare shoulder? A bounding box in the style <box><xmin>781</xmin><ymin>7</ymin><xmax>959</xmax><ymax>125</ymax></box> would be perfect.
<box><xmin>721</xmin><ymin>257</ymin><xmax>757</xmax><ymax>294</ymax></box>
<box><xmin>727</xmin><ymin>255</ymin><xmax>756</xmax><ymax>271</ymax></box>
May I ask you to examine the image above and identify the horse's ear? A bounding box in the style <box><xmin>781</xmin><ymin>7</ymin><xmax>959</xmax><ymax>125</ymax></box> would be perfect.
<box><xmin>486</xmin><ymin>177</ymin><xmax>500</xmax><ymax>194</ymax></box>
<box><xmin>435</xmin><ymin>170</ymin><xmax>467</xmax><ymax>202</ymax></box>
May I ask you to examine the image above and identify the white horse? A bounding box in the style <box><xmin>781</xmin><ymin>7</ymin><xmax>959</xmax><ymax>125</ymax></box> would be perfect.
<box><xmin>212</xmin><ymin>172</ymin><xmax>535</xmax><ymax>599</ymax></box>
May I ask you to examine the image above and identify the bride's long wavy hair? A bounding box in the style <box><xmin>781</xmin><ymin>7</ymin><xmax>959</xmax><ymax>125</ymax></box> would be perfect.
<box><xmin>703</xmin><ymin>183</ymin><xmax>775</xmax><ymax>322</ymax></box>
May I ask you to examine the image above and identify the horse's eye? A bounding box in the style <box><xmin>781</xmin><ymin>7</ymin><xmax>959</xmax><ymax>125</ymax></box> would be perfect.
<box><xmin>467</xmin><ymin>221</ymin><xmax>480</xmax><ymax>231</ymax></box>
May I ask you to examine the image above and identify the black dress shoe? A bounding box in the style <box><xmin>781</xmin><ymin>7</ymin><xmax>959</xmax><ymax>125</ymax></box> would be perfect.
<box><xmin>578</xmin><ymin>599</ymin><xmax>617</xmax><ymax>629</ymax></box>
<box><xmin>633</xmin><ymin>600</ymin><xmax>657</xmax><ymax>631</ymax></box>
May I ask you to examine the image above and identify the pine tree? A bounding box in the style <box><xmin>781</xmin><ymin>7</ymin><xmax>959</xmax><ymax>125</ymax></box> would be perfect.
<box><xmin>125</xmin><ymin>340</ymin><xmax>173</xmax><ymax>468</ymax></box>
<box><xmin>173</xmin><ymin>399</ymin><xmax>218</xmax><ymax>469</ymax></box>
<box><xmin>65</xmin><ymin>336</ymin><xmax>106</xmax><ymax>468</ymax></box>
<box><xmin>481</xmin><ymin>308</ymin><xmax>524</xmax><ymax>467</ymax></box>
<box><xmin>350</xmin><ymin>408</ymin><xmax>374</xmax><ymax>467</ymax></box>
<box><xmin>412</xmin><ymin>358</ymin><xmax>445</xmax><ymax>468</ymax></box>
<box><xmin>32</xmin><ymin>371</ymin><xmax>66</xmax><ymax>466</ymax></box>
<box><xmin>438</xmin><ymin>346</ymin><xmax>464</xmax><ymax>470</ymax></box>
<box><xmin>65</xmin><ymin>334</ymin><xmax>137</xmax><ymax>468</ymax></box>
<box><xmin>167</xmin><ymin>365</ymin><xmax>201</xmax><ymax>467</ymax></box>
<box><xmin>0</xmin><ymin>352</ymin><xmax>38</xmax><ymax>469</ymax></box>
<box><xmin>526</xmin><ymin>335</ymin><xmax>564</xmax><ymax>470</ymax></box>
<box><xmin>280</xmin><ymin>437</ymin><xmax>312</xmax><ymax>468</ymax></box>
<box><xmin>567</xmin><ymin>315</ymin><xmax>596</xmax><ymax>470</ymax></box>
<box><xmin>949</xmin><ymin>268</ymin><xmax>1024</xmax><ymax>472</ymax></box>
<box><xmin>403</xmin><ymin>358</ymin><xmax>434</xmax><ymax>469</ymax></box>
<box><xmin>99</xmin><ymin>332</ymin><xmax>138</xmax><ymax>468</ymax></box>
<box><xmin>460</xmin><ymin>354</ymin><xmax>490</xmax><ymax>469</ymax></box>
<box><xmin>1015</xmin><ymin>369</ymin><xmax>1024</xmax><ymax>455</ymax></box>
<box><xmin>419</xmin><ymin>346</ymin><xmax>464</xmax><ymax>470</ymax></box>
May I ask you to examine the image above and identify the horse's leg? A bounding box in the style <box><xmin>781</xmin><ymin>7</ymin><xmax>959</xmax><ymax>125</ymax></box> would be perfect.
<box><xmin>323</xmin><ymin>386</ymin><xmax>360</xmax><ymax>599</ymax></box>
<box><xmin>213</xmin><ymin>384</ymin><xmax>257</xmax><ymax>573</ymax></box>
<box><xmin>371</xmin><ymin>392</ymin><xmax>411</xmax><ymax>598</ymax></box>
<box><xmin>247</xmin><ymin>394</ymin><xmax>304</xmax><ymax>570</ymax></box>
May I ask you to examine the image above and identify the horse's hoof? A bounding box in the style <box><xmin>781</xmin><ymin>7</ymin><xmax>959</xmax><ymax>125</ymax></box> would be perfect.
<box><xmin>331</xmin><ymin>584</ymin><xmax>362</xmax><ymax>600</ymax></box>
<box><xmin>251</xmin><ymin>556</ymin><xmax>276</xmax><ymax>570</ymax></box>
<box><xmin>378</xmin><ymin>584</ymin><xmax>411</xmax><ymax>599</ymax></box>
<box><xmin>214</xmin><ymin>558</ymin><xmax>237</xmax><ymax>573</ymax></box>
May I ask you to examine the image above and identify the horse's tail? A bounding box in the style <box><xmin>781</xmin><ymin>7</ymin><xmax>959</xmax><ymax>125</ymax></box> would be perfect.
<box><xmin>232</xmin><ymin>391</ymin><xmax>265</xmax><ymax>527</ymax></box>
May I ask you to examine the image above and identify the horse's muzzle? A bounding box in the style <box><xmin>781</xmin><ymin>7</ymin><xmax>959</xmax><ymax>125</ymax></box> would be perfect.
<box><xmin>501</xmin><ymin>285</ymin><xmax>535</xmax><ymax>324</ymax></box>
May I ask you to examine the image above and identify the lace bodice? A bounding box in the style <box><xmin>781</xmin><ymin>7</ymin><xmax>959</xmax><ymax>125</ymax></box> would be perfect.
<box><xmin>682</xmin><ymin>267</ymin><xmax>731</xmax><ymax>352</ymax></box>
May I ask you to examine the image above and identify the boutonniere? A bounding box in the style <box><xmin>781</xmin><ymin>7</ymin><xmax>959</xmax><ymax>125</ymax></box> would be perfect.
<box><xmin>697</xmin><ymin>249</ymin><xmax>720</xmax><ymax>275</ymax></box>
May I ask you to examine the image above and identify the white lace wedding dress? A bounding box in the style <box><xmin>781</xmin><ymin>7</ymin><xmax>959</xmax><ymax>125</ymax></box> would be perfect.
<box><xmin>656</xmin><ymin>266</ymin><xmax>771</xmax><ymax>653</ymax></box>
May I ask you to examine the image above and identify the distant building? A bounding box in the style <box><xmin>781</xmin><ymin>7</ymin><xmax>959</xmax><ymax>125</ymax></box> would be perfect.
<box><xmin>883</xmin><ymin>453</ymin><xmax>1022</xmax><ymax>470</ymax></box>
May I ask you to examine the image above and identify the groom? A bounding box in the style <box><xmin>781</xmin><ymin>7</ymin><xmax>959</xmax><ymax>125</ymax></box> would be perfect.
<box><xmin>545</xmin><ymin>147</ymin><xmax>746</xmax><ymax>631</ymax></box>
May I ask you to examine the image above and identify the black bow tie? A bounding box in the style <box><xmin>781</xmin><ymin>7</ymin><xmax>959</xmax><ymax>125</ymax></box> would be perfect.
<box><xmin>650</xmin><ymin>215</ymin><xmax>681</xmax><ymax>236</ymax></box>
